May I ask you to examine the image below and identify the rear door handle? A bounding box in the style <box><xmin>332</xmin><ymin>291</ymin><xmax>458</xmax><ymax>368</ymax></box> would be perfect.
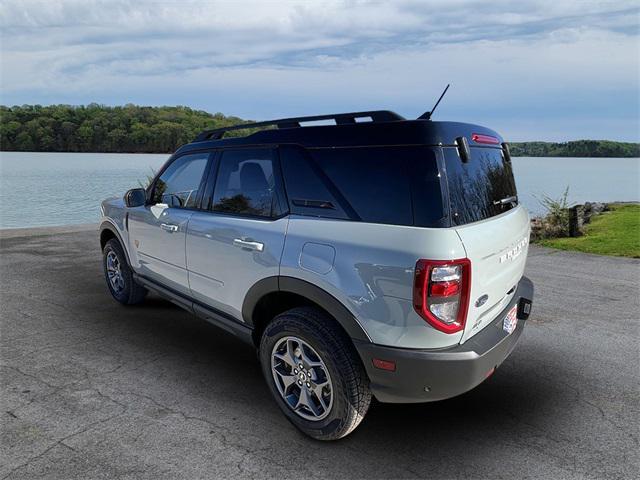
<box><xmin>160</xmin><ymin>223</ymin><xmax>179</xmax><ymax>233</ymax></box>
<box><xmin>233</xmin><ymin>238</ymin><xmax>264</xmax><ymax>252</ymax></box>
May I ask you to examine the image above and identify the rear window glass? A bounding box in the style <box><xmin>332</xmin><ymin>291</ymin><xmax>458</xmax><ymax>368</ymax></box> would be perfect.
<box><xmin>280</xmin><ymin>145</ymin><xmax>444</xmax><ymax>227</ymax></box>
<box><xmin>444</xmin><ymin>147</ymin><xmax>518</xmax><ymax>225</ymax></box>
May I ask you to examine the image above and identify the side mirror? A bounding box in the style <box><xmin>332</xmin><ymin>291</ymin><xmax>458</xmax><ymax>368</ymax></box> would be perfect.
<box><xmin>124</xmin><ymin>188</ymin><xmax>147</xmax><ymax>208</ymax></box>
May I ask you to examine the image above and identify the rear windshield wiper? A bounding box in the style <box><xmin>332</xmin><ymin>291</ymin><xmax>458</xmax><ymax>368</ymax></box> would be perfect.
<box><xmin>493</xmin><ymin>195</ymin><xmax>518</xmax><ymax>207</ymax></box>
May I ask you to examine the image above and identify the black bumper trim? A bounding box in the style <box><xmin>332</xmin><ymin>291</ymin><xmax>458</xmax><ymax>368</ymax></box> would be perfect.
<box><xmin>355</xmin><ymin>276</ymin><xmax>534</xmax><ymax>403</ymax></box>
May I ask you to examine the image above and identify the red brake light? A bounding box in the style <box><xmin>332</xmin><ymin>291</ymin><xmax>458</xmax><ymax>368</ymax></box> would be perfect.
<box><xmin>413</xmin><ymin>258</ymin><xmax>471</xmax><ymax>334</ymax></box>
<box><xmin>471</xmin><ymin>133</ymin><xmax>500</xmax><ymax>145</ymax></box>
<box><xmin>430</xmin><ymin>281</ymin><xmax>460</xmax><ymax>297</ymax></box>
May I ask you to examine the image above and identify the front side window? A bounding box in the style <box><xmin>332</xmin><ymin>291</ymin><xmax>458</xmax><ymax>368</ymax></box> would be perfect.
<box><xmin>152</xmin><ymin>152</ymin><xmax>209</xmax><ymax>208</ymax></box>
<box><xmin>211</xmin><ymin>149</ymin><xmax>282</xmax><ymax>218</ymax></box>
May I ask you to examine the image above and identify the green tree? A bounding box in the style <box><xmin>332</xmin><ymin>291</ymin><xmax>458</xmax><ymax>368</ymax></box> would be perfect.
<box><xmin>2</xmin><ymin>103</ymin><xmax>638</xmax><ymax>157</ymax></box>
<box><xmin>107</xmin><ymin>128</ymin><xmax>127</xmax><ymax>152</ymax></box>
<box><xmin>510</xmin><ymin>140</ymin><xmax>640</xmax><ymax>157</ymax></box>
<box><xmin>14</xmin><ymin>131</ymin><xmax>34</xmax><ymax>151</ymax></box>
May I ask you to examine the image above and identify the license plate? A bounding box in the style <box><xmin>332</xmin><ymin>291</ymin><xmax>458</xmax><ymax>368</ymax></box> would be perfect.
<box><xmin>503</xmin><ymin>305</ymin><xmax>518</xmax><ymax>334</ymax></box>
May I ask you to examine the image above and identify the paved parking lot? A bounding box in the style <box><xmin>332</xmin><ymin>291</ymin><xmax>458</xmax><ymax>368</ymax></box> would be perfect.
<box><xmin>1</xmin><ymin>227</ymin><xmax>638</xmax><ymax>479</ymax></box>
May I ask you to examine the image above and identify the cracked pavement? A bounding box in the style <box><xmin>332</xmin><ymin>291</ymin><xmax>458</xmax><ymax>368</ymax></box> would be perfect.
<box><xmin>1</xmin><ymin>226</ymin><xmax>638</xmax><ymax>479</ymax></box>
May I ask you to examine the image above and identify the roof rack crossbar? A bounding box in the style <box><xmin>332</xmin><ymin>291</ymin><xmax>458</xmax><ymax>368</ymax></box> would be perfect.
<box><xmin>194</xmin><ymin>110</ymin><xmax>405</xmax><ymax>142</ymax></box>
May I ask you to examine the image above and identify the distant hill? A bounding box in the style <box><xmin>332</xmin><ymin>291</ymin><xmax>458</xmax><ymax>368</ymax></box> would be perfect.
<box><xmin>0</xmin><ymin>104</ymin><xmax>253</xmax><ymax>153</ymax></box>
<box><xmin>509</xmin><ymin>140</ymin><xmax>639</xmax><ymax>158</ymax></box>
<box><xmin>1</xmin><ymin>104</ymin><xmax>638</xmax><ymax>157</ymax></box>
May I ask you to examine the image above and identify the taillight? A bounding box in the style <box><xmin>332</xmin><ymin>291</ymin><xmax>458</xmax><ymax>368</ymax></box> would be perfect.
<box><xmin>471</xmin><ymin>133</ymin><xmax>500</xmax><ymax>145</ymax></box>
<box><xmin>413</xmin><ymin>258</ymin><xmax>471</xmax><ymax>334</ymax></box>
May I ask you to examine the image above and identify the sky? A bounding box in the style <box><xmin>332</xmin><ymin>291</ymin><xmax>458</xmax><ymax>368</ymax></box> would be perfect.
<box><xmin>1</xmin><ymin>0</ymin><xmax>639</xmax><ymax>141</ymax></box>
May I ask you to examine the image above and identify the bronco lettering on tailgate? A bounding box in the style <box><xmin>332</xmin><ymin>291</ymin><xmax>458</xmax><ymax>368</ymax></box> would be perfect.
<box><xmin>499</xmin><ymin>237</ymin><xmax>528</xmax><ymax>263</ymax></box>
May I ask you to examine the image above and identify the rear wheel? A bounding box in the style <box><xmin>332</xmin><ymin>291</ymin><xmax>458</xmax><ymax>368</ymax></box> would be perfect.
<box><xmin>102</xmin><ymin>238</ymin><xmax>147</xmax><ymax>305</ymax></box>
<box><xmin>259</xmin><ymin>307</ymin><xmax>371</xmax><ymax>440</ymax></box>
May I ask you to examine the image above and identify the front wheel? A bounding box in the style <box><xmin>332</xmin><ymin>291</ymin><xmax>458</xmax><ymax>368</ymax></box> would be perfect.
<box><xmin>102</xmin><ymin>238</ymin><xmax>147</xmax><ymax>305</ymax></box>
<box><xmin>259</xmin><ymin>307</ymin><xmax>371</xmax><ymax>440</ymax></box>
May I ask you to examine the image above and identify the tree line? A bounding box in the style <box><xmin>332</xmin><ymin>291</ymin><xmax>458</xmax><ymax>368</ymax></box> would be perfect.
<box><xmin>0</xmin><ymin>104</ymin><xmax>252</xmax><ymax>153</ymax></box>
<box><xmin>509</xmin><ymin>140</ymin><xmax>639</xmax><ymax>158</ymax></box>
<box><xmin>1</xmin><ymin>104</ymin><xmax>638</xmax><ymax>157</ymax></box>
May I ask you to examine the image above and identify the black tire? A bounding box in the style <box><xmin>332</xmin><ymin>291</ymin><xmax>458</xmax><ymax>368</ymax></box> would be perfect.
<box><xmin>259</xmin><ymin>307</ymin><xmax>371</xmax><ymax>440</ymax></box>
<box><xmin>102</xmin><ymin>238</ymin><xmax>147</xmax><ymax>305</ymax></box>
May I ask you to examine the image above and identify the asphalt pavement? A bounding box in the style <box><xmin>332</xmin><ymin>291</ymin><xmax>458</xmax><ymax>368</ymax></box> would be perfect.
<box><xmin>1</xmin><ymin>226</ymin><xmax>638</xmax><ymax>479</ymax></box>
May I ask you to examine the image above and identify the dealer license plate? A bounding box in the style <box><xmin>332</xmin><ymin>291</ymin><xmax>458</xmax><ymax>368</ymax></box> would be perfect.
<box><xmin>503</xmin><ymin>305</ymin><xmax>518</xmax><ymax>334</ymax></box>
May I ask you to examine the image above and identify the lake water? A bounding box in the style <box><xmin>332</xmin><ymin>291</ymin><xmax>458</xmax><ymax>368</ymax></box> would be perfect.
<box><xmin>0</xmin><ymin>152</ymin><xmax>638</xmax><ymax>229</ymax></box>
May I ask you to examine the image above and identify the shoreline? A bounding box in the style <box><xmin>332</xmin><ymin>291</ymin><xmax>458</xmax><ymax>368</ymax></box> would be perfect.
<box><xmin>0</xmin><ymin>223</ymin><xmax>96</xmax><ymax>240</ymax></box>
<box><xmin>0</xmin><ymin>151</ymin><xmax>169</xmax><ymax>155</ymax></box>
<box><xmin>2</xmin><ymin>202</ymin><xmax>638</xmax><ymax>234</ymax></box>
<box><xmin>1</xmin><ymin>151</ymin><xmax>639</xmax><ymax>159</ymax></box>
<box><xmin>2</xmin><ymin>202</ymin><xmax>638</xmax><ymax>237</ymax></box>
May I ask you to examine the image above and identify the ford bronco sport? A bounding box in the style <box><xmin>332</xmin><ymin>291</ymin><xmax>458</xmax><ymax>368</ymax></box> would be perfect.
<box><xmin>99</xmin><ymin>109</ymin><xmax>534</xmax><ymax>440</ymax></box>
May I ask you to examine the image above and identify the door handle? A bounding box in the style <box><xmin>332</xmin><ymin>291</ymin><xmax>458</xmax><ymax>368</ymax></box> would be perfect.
<box><xmin>160</xmin><ymin>223</ymin><xmax>179</xmax><ymax>233</ymax></box>
<box><xmin>233</xmin><ymin>238</ymin><xmax>264</xmax><ymax>252</ymax></box>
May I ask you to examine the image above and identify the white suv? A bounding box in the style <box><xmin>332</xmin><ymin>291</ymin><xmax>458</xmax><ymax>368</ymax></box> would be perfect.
<box><xmin>99</xmin><ymin>110</ymin><xmax>534</xmax><ymax>440</ymax></box>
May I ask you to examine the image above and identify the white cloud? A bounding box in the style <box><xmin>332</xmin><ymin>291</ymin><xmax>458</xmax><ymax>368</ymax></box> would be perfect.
<box><xmin>0</xmin><ymin>0</ymin><xmax>638</xmax><ymax>140</ymax></box>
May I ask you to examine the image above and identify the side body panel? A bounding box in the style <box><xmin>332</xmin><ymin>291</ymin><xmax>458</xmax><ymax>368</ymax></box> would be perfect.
<box><xmin>127</xmin><ymin>204</ymin><xmax>193</xmax><ymax>296</ymax></box>
<box><xmin>280</xmin><ymin>216</ymin><xmax>467</xmax><ymax>349</ymax></box>
<box><xmin>186</xmin><ymin>213</ymin><xmax>288</xmax><ymax>321</ymax></box>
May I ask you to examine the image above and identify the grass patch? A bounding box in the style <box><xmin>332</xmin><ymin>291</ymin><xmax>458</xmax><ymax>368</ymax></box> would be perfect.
<box><xmin>536</xmin><ymin>204</ymin><xmax>640</xmax><ymax>258</ymax></box>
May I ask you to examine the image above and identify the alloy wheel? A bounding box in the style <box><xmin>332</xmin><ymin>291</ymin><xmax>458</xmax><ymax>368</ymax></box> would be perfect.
<box><xmin>270</xmin><ymin>336</ymin><xmax>334</xmax><ymax>421</ymax></box>
<box><xmin>106</xmin><ymin>250</ymin><xmax>125</xmax><ymax>294</ymax></box>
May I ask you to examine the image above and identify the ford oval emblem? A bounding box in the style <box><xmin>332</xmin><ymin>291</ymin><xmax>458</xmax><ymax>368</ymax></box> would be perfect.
<box><xmin>475</xmin><ymin>294</ymin><xmax>489</xmax><ymax>308</ymax></box>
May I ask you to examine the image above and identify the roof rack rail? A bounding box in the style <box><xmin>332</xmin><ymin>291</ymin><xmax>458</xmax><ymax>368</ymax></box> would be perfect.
<box><xmin>193</xmin><ymin>110</ymin><xmax>405</xmax><ymax>142</ymax></box>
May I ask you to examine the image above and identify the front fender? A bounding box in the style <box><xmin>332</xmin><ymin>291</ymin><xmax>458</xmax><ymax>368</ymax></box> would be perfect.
<box><xmin>99</xmin><ymin>219</ymin><xmax>131</xmax><ymax>265</ymax></box>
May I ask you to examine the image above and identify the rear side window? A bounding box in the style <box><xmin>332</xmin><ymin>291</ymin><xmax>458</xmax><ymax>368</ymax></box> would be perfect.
<box><xmin>279</xmin><ymin>145</ymin><xmax>350</xmax><ymax>220</ymax></box>
<box><xmin>443</xmin><ymin>147</ymin><xmax>518</xmax><ymax>225</ymax></box>
<box><xmin>211</xmin><ymin>149</ymin><xmax>283</xmax><ymax>218</ymax></box>
<box><xmin>152</xmin><ymin>152</ymin><xmax>209</xmax><ymax>208</ymax></box>
<box><xmin>280</xmin><ymin>145</ymin><xmax>444</xmax><ymax>227</ymax></box>
<box><xmin>311</xmin><ymin>148</ymin><xmax>412</xmax><ymax>225</ymax></box>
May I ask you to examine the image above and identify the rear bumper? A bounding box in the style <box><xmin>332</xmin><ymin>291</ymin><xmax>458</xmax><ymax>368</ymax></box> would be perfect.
<box><xmin>354</xmin><ymin>276</ymin><xmax>534</xmax><ymax>403</ymax></box>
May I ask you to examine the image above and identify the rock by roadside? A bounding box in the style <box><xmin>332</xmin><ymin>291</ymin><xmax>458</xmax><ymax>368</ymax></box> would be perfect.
<box><xmin>531</xmin><ymin>200</ymin><xmax>638</xmax><ymax>241</ymax></box>
<box><xmin>531</xmin><ymin>201</ymin><xmax>608</xmax><ymax>241</ymax></box>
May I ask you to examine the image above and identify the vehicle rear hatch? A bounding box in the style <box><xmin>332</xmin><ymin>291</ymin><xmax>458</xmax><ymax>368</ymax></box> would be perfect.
<box><xmin>442</xmin><ymin>144</ymin><xmax>530</xmax><ymax>343</ymax></box>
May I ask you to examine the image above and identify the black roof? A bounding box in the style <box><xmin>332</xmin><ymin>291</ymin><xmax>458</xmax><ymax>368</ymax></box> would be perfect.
<box><xmin>176</xmin><ymin>109</ymin><xmax>504</xmax><ymax>156</ymax></box>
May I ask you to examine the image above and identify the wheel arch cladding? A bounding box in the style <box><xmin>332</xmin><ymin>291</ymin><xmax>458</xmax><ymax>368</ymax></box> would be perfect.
<box><xmin>99</xmin><ymin>222</ymin><xmax>130</xmax><ymax>264</ymax></box>
<box><xmin>100</xmin><ymin>225</ymin><xmax>116</xmax><ymax>249</ymax></box>
<box><xmin>243</xmin><ymin>276</ymin><xmax>371</xmax><ymax>346</ymax></box>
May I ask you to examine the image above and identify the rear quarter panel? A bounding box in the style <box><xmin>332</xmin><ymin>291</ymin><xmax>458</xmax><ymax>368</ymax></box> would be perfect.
<box><xmin>281</xmin><ymin>216</ymin><xmax>467</xmax><ymax>349</ymax></box>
